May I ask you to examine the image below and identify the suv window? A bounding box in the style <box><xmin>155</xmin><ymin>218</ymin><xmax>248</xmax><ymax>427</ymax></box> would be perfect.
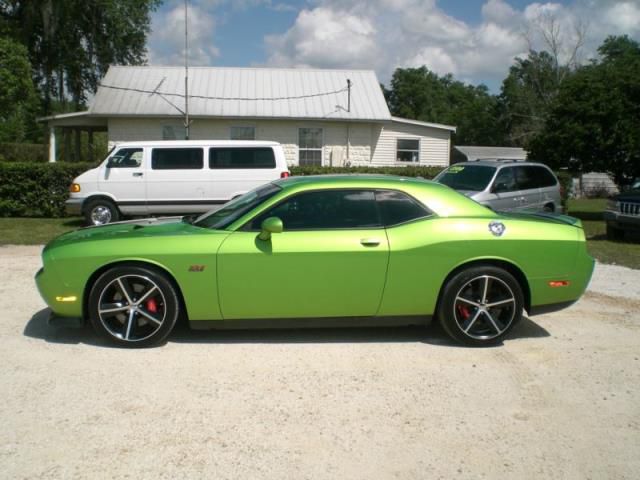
<box><xmin>108</xmin><ymin>148</ymin><xmax>142</xmax><ymax>168</ymax></box>
<box><xmin>492</xmin><ymin>167</ymin><xmax>517</xmax><ymax>193</ymax></box>
<box><xmin>529</xmin><ymin>166</ymin><xmax>558</xmax><ymax>188</ymax></box>
<box><xmin>151</xmin><ymin>148</ymin><xmax>203</xmax><ymax>170</ymax></box>
<box><xmin>375</xmin><ymin>190</ymin><xmax>431</xmax><ymax>226</ymax></box>
<box><xmin>209</xmin><ymin>147</ymin><xmax>275</xmax><ymax>169</ymax></box>
<box><xmin>249</xmin><ymin>190</ymin><xmax>380</xmax><ymax>230</ymax></box>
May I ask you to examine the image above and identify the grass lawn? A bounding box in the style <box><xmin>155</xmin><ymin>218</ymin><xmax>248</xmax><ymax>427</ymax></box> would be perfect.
<box><xmin>1</xmin><ymin>200</ymin><xmax>638</xmax><ymax>269</ymax></box>
<box><xmin>567</xmin><ymin>198</ymin><xmax>640</xmax><ymax>270</ymax></box>
<box><xmin>0</xmin><ymin>217</ymin><xmax>84</xmax><ymax>246</ymax></box>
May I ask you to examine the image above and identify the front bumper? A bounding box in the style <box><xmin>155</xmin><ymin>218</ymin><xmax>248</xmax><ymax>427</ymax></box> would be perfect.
<box><xmin>65</xmin><ymin>198</ymin><xmax>84</xmax><ymax>216</ymax></box>
<box><xmin>35</xmin><ymin>267</ymin><xmax>83</xmax><ymax>319</ymax></box>
<box><xmin>604</xmin><ymin>210</ymin><xmax>640</xmax><ymax>232</ymax></box>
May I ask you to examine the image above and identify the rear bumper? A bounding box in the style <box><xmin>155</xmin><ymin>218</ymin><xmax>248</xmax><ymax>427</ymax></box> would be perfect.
<box><xmin>65</xmin><ymin>198</ymin><xmax>84</xmax><ymax>216</ymax></box>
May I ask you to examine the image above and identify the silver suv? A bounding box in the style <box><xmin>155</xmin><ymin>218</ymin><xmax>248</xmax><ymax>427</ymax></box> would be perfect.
<box><xmin>434</xmin><ymin>160</ymin><xmax>562</xmax><ymax>213</ymax></box>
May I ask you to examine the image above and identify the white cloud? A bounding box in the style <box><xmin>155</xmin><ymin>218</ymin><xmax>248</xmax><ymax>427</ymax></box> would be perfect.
<box><xmin>264</xmin><ymin>0</ymin><xmax>640</xmax><ymax>90</ymax></box>
<box><xmin>148</xmin><ymin>4</ymin><xmax>219</xmax><ymax>66</ymax></box>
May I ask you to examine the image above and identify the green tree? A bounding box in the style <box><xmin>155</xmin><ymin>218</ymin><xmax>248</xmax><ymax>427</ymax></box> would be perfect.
<box><xmin>0</xmin><ymin>35</ymin><xmax>39</xmax><ymax>142</ymax></box>
<box><xmin>0</xmin><ymin>0</ymin><xmax>161</xmax><ymax>111</ymax></box>
<box><xmin>498</xmin><ymin>51</ymin><xmax>565</xmax><ymax>147</ymax></box>
<box><xmin>386</xmin><ymin>66</ymin><xmax>503</xmax><ymax>146</ymax></box>
<box><xmin>529</xmin><ymin>36</ymin><xmax>640</xmax><ymax>185</ymax></box>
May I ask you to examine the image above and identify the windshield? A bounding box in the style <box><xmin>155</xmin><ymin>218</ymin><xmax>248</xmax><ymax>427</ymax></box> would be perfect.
<box><xmin>435</xmin><ymin>164</ymin><xmax>497</xmax><ymax>192</ymax></box>
<box><xmin>193</xmin><ymin>183</ymin><xmax>282</xmax><ymax>229</ymax></box>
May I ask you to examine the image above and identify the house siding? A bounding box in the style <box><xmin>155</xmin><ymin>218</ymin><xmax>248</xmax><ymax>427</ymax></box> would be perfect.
<box><xmin>108</xmin><ymin>117</ymin><xmax>450</xmax><ymax>167</ymax></box>
<box><xmin>370</xmin><ymin>121</ymin><xmax>451</xmax><ymax>167</ymax></box>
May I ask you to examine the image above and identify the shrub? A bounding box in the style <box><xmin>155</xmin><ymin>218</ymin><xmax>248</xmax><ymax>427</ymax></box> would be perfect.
<box><xmin>0</xmin><ymin>143</ymin><xmax>48</xmax><ymax>162</ymax></box>
<box><xmin>290</xmin><ymin>165</ymin><xmax>444</xmax><ymax>179</ymax></box>
<box><xmin>0</xmin><ymin>162</ymin><xmax>94</xmax><ymax>217</ymax></box>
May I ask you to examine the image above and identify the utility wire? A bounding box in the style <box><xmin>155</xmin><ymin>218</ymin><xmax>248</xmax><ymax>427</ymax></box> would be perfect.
<box><xmin>98</xmin><ymin>83</ymin><xmax>350</xmax><ymax>102</ymax></box>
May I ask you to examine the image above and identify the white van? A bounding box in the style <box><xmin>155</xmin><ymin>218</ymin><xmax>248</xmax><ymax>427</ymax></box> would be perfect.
<box><xmin>66</xmin><ymin>140</ymin><xmax>290</xmax><ymax>225</ymax></box>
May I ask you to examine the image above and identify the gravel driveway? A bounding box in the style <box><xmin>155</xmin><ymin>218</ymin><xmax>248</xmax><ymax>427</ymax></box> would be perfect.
<box><xmin>1</xmin><ymin>246</ymin><xmax>639</xmax><ymax>479</ymax></box>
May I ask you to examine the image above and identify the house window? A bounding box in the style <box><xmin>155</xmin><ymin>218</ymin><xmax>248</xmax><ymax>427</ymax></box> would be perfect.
<box><xmin>299</xmin><ymin>128</ymin><xmax>323</xmax><ymax>166</ymax></box>
<box><xmin>230</xmin><ymin>126</ymin><xmax>256</xmax><ymax>140</ymax></box>
<box><xmin>396</xmin><ymin>139</ymin><xmax>420</xmax><ymax>162</ymax></box>
<box><xmin>162</xmin><ymin>125</ymin><xmax>186</xmax><ymax>140</ymax></box>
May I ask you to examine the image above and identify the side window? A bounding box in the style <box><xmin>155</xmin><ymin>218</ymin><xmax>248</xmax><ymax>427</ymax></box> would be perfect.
<box><xmin>108</xmin><ymin>148</ymin><xmax>143</xmax><ymax>168</ymax></box>
<box><xmin>515</xmin><ymin>166</ymin><xmax>538</xmax><ymax>190</ymax></box>
<box><xmin>531</xmin><ymin>166</ymin><xmax>558</xmax><ymax>188</ymax></box>
<box><xmin>396</xmin><ymin>139</ymin><xmax>420</xmax><ymax>163</ymax></box>
<box><xmin>249</xmin><ymin>190</ymin><xmax>380</xmax><ymax>230</ymax></box>
<box><xmin>376</xmin><ymin>190</ymin><xmax>431</xmax><ymax>226</ymax></box>
<box><xmin>151</xmin><ymin>148</ymin><xmax>203</xmax><ymax>170</ymax></box>
<box><xmin>210</xmin><ymin>148</ymin><xmax>276</xmax><ymax>169</ymax></box>
<box><xmin>492</xmin><ymin>167</ymin><xmax>517</xmax><ymax>193</ymax></box>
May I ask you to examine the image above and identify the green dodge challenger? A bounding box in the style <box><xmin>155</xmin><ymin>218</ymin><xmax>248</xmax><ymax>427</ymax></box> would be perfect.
<box><xmin>36</xmin><ymin>175</ymin><xmax>594</xmax><ymax>347</ymax></box>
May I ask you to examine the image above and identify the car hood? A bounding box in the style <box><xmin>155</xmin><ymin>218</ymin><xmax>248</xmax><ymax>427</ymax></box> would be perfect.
<box><xmin>44</xmin><ymin>217</ymin><xmax>212</xmax><ymax>251</ymax></box>
<box><xmin>614</xmin><ymin>191</ymin><xmax>640</xmax><ymax>203</ymax></box>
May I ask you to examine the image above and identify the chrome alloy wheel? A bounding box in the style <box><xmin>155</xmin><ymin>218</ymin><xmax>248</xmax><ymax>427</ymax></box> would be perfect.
<box><xmin>453</xmin><ymin>275</ymin><xmax>517</xmax><ymax>341</ymax></box>
<box><xmin>90</xmin><ymin>205</ymin><xmax>112</xmax><ymax>225</ymax></box>
<box><xmin>97</xmin><ymin>275</ymin><xmax>167</xmax><ymax>343</ymax></box>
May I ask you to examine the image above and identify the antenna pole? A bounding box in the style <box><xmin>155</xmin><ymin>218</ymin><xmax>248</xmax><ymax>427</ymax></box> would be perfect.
<box><xmin>347</xmin><ymin>79</ymin><xmax>351</xmax><ymax>112</ymax></box>
<box><xmin>184</xmin><ymin>0</ymin><xmax>190</xmax><ymax>139</ymax></box>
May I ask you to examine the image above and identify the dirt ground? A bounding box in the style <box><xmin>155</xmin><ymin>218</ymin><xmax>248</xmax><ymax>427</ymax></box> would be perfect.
<box><xmin>1</xmin><ymin>245</ymin><xmax>639</xmax><ymax>479</ymax></box>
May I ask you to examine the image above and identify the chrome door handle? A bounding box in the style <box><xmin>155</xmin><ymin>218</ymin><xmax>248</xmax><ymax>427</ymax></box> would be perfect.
<box><xmin>360</xmin><ymin>238</ymin><xmax>380</xmax><ymax>246</ymax></box>
<box><xmin>133</xmin><ymin>172</ymin><xmax>143</xmax><ymax>177</ymax></box>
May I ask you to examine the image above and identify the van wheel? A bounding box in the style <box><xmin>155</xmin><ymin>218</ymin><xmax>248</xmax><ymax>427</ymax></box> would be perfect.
<box><xmin>543</xmin><ymin>203</ymin><xmax>555</xmax><ymax>213</ymax></box>
<box><xmin>84</xmin><ymin>198</ymin><xmax>120</xmax><ymax>226</ymax></box>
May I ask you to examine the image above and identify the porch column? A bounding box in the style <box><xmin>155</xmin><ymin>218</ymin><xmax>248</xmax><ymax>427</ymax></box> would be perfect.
<box><xmin>48</xmin><ymin>126</ymin><xmax>56</xmax><ymax>163</ymax></box>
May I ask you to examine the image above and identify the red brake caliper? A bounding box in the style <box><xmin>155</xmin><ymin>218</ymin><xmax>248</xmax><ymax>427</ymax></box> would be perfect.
<box><xmin>146</xmin><ymin>297</ymin><xmax>158</xmax><ymax>314</ymax></box>
<box><xmin>456</xmin><ymin>304</ymin><xmax>471</xmax><ymax>320</ymax></box>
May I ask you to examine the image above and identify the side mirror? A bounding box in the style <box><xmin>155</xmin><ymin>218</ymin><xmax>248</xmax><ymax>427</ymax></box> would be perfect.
<box><xmin>106</xmin><ymin>159</ymin><xmax>116</xmax><ymax>168</ymax></box>
<box><xmin>258</xmin><ymin>216</ymin><xmax>283</xmax><ymax>241</ymax></box>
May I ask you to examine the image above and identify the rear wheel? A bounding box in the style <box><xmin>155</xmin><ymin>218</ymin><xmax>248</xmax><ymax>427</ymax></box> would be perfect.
<box><xmin>84</xmin><ymin>198</ymin><xmax>120</xmax><ymax>226</ymax></box>
<box><xmin>88</xmin><ymin>266</ymin><xmax>179</xmax><ymax>348</ymax></box>
<box><xmin>438</xmin><ymin>266</ymin><xmax>524</xmax><ymax>346</ymax></box>
<box><xmin>543</xmin><ymin>203</ymin><xmax>555</xmax><ymax>213</ymax></box>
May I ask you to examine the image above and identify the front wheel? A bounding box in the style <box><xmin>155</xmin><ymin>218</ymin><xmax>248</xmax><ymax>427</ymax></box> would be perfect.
<box><xmin>84</xmin><ymin>198</ymin><xmax>120</xmax><ymax>226</ymax></box>
<box><xmin>88</xmin><ymin>265</ymin><xmax>179</xmax><ymax>348</ymax></box>
<box><xmin>437</xmin><ymin>266</ymin><xmax>524</xmax><ymax>347</ymax></box>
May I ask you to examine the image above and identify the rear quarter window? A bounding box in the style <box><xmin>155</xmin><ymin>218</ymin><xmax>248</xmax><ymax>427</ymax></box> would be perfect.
<box><xmin>375</xmin><ymin>190</ymin><xmax>432</xmax><ymax>226</ymax></box>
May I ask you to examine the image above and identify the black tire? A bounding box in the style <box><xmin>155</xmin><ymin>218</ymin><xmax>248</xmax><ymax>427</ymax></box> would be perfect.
<box><xmin>606</xmin><ymin>224</ymin><xmax>624</xmax><ymax>241</ymax></box>
<box><xmin>437</xmin><ymin>266</ymin><xmax>524</xmax><ymax>347</ymax></box>
<box><xmin>88</xmin><ymin>265</ymin><xmax>179</xmax><ymax>348</ymax></box>
<box><xmin>84</xmin><ymin>198</ymin><xmax>120</xmax><ymax>226</ymax></box>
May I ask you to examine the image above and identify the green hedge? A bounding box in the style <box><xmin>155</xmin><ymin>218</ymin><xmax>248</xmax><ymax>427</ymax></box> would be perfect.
<box><xmin>0</xmin><ymin>162</ymin><xmax>94</xmax><ymax>217</ymax></box>
<box><xmin>0</xmin><ymin>143</ymin><xmax>48</xmax><ymax>163</ymax></box>
<box><xmin>290</xmin><ymin>165</ymin><xmax>444</xmax><ymax>178</ymax></box>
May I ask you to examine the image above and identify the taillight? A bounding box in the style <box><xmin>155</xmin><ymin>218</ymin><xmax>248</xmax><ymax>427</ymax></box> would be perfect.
<box><xmin>280</xmin><ymin>171</ymin><xmax>290</xmax><ymax>178</ymax></box>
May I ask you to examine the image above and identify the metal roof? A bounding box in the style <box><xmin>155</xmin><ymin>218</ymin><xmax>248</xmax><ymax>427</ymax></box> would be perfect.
<box><xmin>89</xmin><ymin>66</ymin><xmax>392</xmax><ymax>121</ymax></box>
<box><xmin>391</xmin><ymin>116</ymin><xmax>456</xmax><ymax>132</ymax></box>
<box><xmin>454</xmin><ymin>146</ymin><xmax>527</xmax><ymax>161</ymax></box>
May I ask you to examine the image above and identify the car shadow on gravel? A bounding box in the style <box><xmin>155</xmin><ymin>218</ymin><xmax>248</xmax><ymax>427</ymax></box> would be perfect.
<box><xmin>168</xmin><ymin>316</ymin><xmax>550</xmax><ymax>347</ymax></box>
<box><xmin>24</xmin><ymin>309</ymin><xmax>549</xmax><ymax>348</ymax></box>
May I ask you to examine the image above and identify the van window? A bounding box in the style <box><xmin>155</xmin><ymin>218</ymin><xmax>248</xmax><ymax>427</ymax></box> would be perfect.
<box><xmin>529</xmin><ymin>166</ymin><xmax>558</xmax><ymax>187</ymax></box>
<box><xmin>108</xmin><ymin>148</ymin><xmax>142</xmax><ymax>168</ymax></box>
<box><xmin>151</xmin><ymin>148</ymin><xmax>203</xmax><ymax>170</ymax></box>
<box><xmin>209</xmin><ymin>147</ymin><xmax>276</xmax><ymax>169</ymax></box>
<box><xmin>514</xmin><ymin>166</ymin><xmax>538</xmax><ymax>190</ymax></box>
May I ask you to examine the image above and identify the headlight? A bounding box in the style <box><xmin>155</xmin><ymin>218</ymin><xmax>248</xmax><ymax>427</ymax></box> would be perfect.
<box><xmin>70</xmin><ymin>183</ymin><xmax>81</xmax><ymax>193</ymax></box>
<box><xmin>606</xmin><ymin>199</ymin><xmax>618</xmax><ymax>211</ymax></box>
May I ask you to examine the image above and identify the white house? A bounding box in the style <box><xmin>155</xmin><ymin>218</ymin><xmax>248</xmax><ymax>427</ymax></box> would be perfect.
<box><xmin>43</xmin><ymin>66</ymin><xmax>456</xmax><ymax>167</ymax></box>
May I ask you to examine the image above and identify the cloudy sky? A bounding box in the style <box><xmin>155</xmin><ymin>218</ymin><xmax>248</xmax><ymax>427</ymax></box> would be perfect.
<box><xmin>147</xmin><ymin>0</ymin><xmax>640</xmax><ymax>91</ymax></box>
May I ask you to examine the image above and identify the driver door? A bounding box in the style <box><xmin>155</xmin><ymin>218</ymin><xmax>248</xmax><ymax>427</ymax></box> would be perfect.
<box><xmin>217</xmin><ymin>189</ymin><xmax>389</xmax><ymax>319</ymax></box>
